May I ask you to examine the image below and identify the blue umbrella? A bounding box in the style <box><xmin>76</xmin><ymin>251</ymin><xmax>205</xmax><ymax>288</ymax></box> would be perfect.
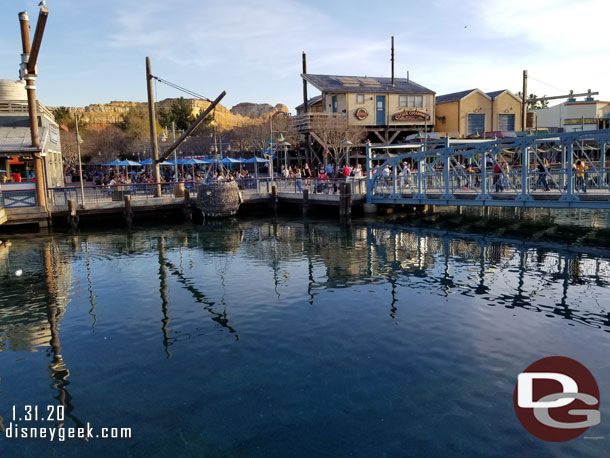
<box><xmin>116</xmin><ymin>160</ymin><xmax>143</xmax><ymax>166</ymax></box>
<box><xmin>0</xmin><ymin>169</ymin><xmax>6</xmax><ymax>173</ymax></box>
<box><xmin>220</xmin><ymin>157</ymin><xmax>242</xmax><ymax>165</ymax></box>
<box><xmin>244</xmin><ymin>157</ymin><xmax>269</xmax><ymax>163</ymax></box>
<box><xmin>140</xmin><ymin>159</ymin><xmax>174</xmax><ymax>166</ymax></box>
<box><xmin>179</xmin><ymin>158</ymin><xmax>205</xmax><ymax>165</ymax></box>
<box><xmin>102</xmin><ymin>160</ymin><xmax>123</xmax><ymax>166</ymax></box>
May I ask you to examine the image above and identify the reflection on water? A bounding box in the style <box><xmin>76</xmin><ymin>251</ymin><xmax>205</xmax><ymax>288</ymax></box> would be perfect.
<box><xmin>0</xmin><ymin>219</ymin><xmax>609</xmax><ymax>457</ymax></box>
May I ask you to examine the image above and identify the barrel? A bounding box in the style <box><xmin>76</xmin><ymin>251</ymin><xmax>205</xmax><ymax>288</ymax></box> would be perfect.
<box><xmin>195</xmin><ymin>181</ymin><xmax>241</xmax><ymax>217</ymax></box>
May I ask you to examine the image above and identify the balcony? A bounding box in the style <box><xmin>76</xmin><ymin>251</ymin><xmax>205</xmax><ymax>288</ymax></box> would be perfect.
<box><xmin>295</xmin><ymin>112</ymin><xmax>347</xmax><ymax>132</ymax></box>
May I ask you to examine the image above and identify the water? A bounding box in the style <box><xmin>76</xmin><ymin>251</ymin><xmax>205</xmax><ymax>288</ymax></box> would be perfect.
<box><xmin>1</xmin><ymin>218</ymin><xmax>609</xmax><ymax>457</ymax></box>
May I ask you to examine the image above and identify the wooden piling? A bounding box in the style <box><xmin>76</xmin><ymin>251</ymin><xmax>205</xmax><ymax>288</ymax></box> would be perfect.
<box><xmin>183</xmin><ymin>190</ymin><xmax>192</xmax><ymax>220</ymax></box>
<box><xmin>339</xmin><ymin>182</ymin><xmax>352</xmax><ymax>218</ymax></box>
<box><xmin>271</xmin><ymin>185</ymin><xmax>278</xmax><ymax>214</ymax></box>
<box><xmin>302</xmin><ymin>189</ymin><xmax>309</xmax><ymax>217</ymax></box>
<box><xmin>67</xmin><ymin>199</ymin><xmax>78</xmax><ymax>230</ymax></box>
<box><xmin>124</xmin><ymin>195</ymin><xmax>134</xmax><ymax>226</ymax></box>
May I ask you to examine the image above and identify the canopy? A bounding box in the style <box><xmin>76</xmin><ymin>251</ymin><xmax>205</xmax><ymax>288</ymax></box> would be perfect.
<box><xmin>102</xmin><ymin>159</ymin><xmax>142</xmax><ymax>166</ymax></box>
<box><xmin>178</xmin><ymin>158</ymin><xmax>206</xmax><ymax>165</ymax></box>
<box><xmin>244</xmin><ymin>157</ymin><xmax>269</xmax><ymax>163</ymax></box>
<box><xmin>140</xmin><ymin>159</ymin><xmax>175</xmax><ymax>166</ymax></box>
<box><xmin>220</xmin><ymin>157</ymin><xmax>243</xmax><ymax>165</ymax></box>
<box><xmin>0</xmin><ymin>169</ymin><xmax>6</xmax><ymax>173</ymax></box>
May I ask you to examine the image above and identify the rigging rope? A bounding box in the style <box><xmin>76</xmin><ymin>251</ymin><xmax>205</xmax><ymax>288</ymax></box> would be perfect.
<box><xmin>151</xmin><ymin>75</ymin><xmax>212</xmax><ymax>102</ymax></box>
<box><xmin>528</xmin><ymin>75</ymin><xmax>567</xmax><ymax>95</ymax></box>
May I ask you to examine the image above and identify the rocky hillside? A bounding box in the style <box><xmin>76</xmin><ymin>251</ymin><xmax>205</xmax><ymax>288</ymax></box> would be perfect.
<box><xmin>52</xmin><ymin>99</ymin><xmax>290</xmax><ymax>131</ymax></box>
<box><xmin>230</xmin><ymin>102</ymin><xmax>289</xmax><ymax>118</ymax></box>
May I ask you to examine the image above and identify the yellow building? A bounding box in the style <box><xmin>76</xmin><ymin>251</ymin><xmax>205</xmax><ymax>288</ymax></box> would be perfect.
<box><xmin>298</xmin><ymin>74</ymin><xmax>436</xmax><ymax>144</ymax></box>
<box><xmin>435</xmin><ymin>88</ymin><xmax>522</xmax><ymax>137</ymax></box>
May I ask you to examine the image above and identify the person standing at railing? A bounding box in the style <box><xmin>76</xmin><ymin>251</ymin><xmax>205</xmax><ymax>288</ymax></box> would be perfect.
<box><xmin>575</xmin><ymin>160</ymin><xmax>588</xmax><ymax>193</ymax></box>
<box><xmin>535</xmin><ymin>159</ymin><xmax>550</xmax><ymax>191</ymax></box>
<box><xmin>295</xmin><ymin>167</ymin><xmax>303</xmax><ymax>192</ymax></box>
<box><xmin>317</xmin><ymin>167</ymin><xmax>328</xmax><ymax>193</ymax></box>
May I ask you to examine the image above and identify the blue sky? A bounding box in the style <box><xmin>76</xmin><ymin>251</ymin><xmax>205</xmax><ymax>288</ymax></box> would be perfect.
<box><xmin>0</xmin><ymin>0</ymin><xmax>608</xmax><ymax>111</ymax></box>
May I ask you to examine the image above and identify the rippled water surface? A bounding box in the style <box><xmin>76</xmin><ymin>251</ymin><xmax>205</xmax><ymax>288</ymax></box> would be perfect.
<box><xmin>1</xmin><ymin>218</ymin><xmax>609</xmax><ymax>457</ymax></box>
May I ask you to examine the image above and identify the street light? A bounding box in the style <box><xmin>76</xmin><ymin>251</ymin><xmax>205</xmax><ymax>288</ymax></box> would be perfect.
<box><xmin>279</xmin><ymin>141</ymin><xmax>291</xmax><ymax>171</ymax></box>
<box><xmin>270</xmin><ymin>110</ymin><xmax>290</xmax><ymax>175</ymax></box>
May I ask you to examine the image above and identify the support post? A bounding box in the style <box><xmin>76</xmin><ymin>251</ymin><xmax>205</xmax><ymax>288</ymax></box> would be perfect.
<box><xmin>183</xmin><ymin>190</ymin><xmax>192</xmax><ymax>220</ymax></box>
<box><xmin>67</xmin><ymin>199</ymin><xmax>78</xmax><ymax>230</ymax></box>
<box><xmin>560</xmin><ymin>143</ymin><xmax>579</xmax><ymax>201</ymax></box>
<box><xmin>75</xmin><ymin>113</ymin><xmax>85</xmax><ymax>207</ymax></box>
<box><xmin>146</xmin><ymin>57</ymin><xmax>162</xmax><ymax>197</ymax></box>
<box><xmin>19</xmin><ymin>10</ymin><xmax>48</xmax><ymax>210</ymax></box>
<box><xmin>560</xmin><ymin>144</ymin><xmax>567</xmax><ymax>189</ymax></box>
<box><xmin>302</xmin><ymin>188</ymin><xmax>309</xmax><ymax>217</ymax></box>
<box><xmin>365</xmin><ymin>142</ymin><xmax>372</xmax><ymax>204</ymax></box>
<box><xmin>522</xmin><ymin>69</ymin><xmax>528</xmax><ymax>132</ymax></box>
<box><xmin>271</xmin><ymin>185</ymin><xmax>278</xmax><ymax>214</ymax></box>
<box><xmin>124</xmin><ymin>195</ymin><xmax>133</xmax><ymax>226</ymax></box>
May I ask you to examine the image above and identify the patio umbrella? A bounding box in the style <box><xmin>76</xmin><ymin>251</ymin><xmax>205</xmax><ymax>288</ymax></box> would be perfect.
<box><xmin>220</xmin><ymin>157</ymin><xmax>242</xmax><ymax>167</ymax></box>
<box><xmin>244</xmin><ymin>157</ymin><xmax>268</xmax><ymax>178</ymax></box>
<box><xmin>140</xmin><ymin>159</ymin><xmax>174</xmax><ymax>166</ymax></box>
<box><xmin>0</xmin><ymin>169</ymin><xmax>6</xmax><ymax>173</ymax></box>
<box><xmin>116</xmin><ymin>160</ymin><xmax>143</xmax><ymax>166</ymax></box>
<box><xmin>102</xmin><ymin>160</ymin><xmax>123</xmax><ymax>166</ymax></box>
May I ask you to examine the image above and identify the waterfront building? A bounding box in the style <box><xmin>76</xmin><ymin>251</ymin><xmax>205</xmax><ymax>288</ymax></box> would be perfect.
<box><xmin>534</xmin><ymin>97</ymin><xmax>610</xmax><ymax>132</ymax></box>
<box><xmin>0</xmin><ymin>79</ymin><xmax>65</xmax><ymax>203</ymax></box>
<box><xmin>297</xmin><ymin>73</ymin><xmax>436</xmax><ymax>147</ymax></box>
<box><xmin>435</xmin><ymin>88</ymin><xmax>523</xmax><ymax>137</ymax></box>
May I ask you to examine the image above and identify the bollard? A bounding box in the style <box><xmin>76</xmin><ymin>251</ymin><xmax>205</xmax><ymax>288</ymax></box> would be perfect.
<box><xmin>67</xmin><ymin>199</ymin><xmax>79</xmax><ymax>230</ymax></box>
<box><xmin>302</xmin><ymin>189</ymin><xmax>309</xmax><ymax>217</ymax></box>
<box><xmin>339</xmin><ymin>182</ymin><xmax>347</xmax><ymax>217</ymax></box>
<box><xmin>124</xmin><ymin>195</ymin><xmax>134</xmax><ymax>226</ymax></box>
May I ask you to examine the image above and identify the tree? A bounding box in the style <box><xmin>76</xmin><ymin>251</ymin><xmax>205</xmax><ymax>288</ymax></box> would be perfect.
<box><xmin>516</xmin><ymin>92</ymin><xmax>549</xmax><ymax>110</ymax></box>
<box><xmin>119</xmin><ymin>105</ymin><xmax>156</xmax><ymax>153</ymax></box>
<box><xmin>52</xmin><ymin>106</ymin><xmax>71</xmax><ymax>126</ymax></box>
<box><xmin>310</xmin><ymin>116</ymin><xmax>367</xmax><ymax>165</ymax></box>
<box><xmin>158</xmin><ymin>97</ymin><xmax>194</xmax><ymax>130</ymax></box>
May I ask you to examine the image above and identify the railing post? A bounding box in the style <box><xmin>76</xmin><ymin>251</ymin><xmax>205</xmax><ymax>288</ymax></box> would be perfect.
<box><xmin>519</xmin><ymin>146</ymin><xmax>529</xmax><ymax>199</ymax></box>
<box><xmin>476</xmin><ymin>152</ymin><xmax>487</xmax><ymax>201</ymax></box>
<box><xmin>561</xmin><ymin>143</ymin><xmax>578</xmax><ymax>201</ymax></box>
<box><xmin>560</xmin><ymin>145</ymin><xmax>567</xmax><ymax>189</ymax></box>
<box><xmin>391</xmin><ymin>164</ymin><xmax>397</xmax><ymax>196</ymax></box>
<box><xmin>441</xmin><ymin>152</ymin><xmax>453</xmax><ymax>200</ymax></box>
<box><xmin>600</xmin><ymin>142</ymin><xmax>606</xmax><ymax>188</ymax></box>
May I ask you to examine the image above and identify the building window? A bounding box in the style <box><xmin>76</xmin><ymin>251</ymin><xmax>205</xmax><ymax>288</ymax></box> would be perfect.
<box><xmin>399</xmin><ymin>95</ymin><xmax>407</xmax><ymax>107</ymax></box>
<box><xmin>356</xmin><ymin>94</ymin><xmax>365</xmax><ymax>104</ymax></box>
<box><xmin>408</xmin><ymin>95</ymin><xmax>423</xmax><ymax>107</ymax></box>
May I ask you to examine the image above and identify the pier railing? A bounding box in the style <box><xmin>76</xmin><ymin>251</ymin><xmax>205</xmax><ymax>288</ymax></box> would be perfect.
<box><xmin>366</xmin><ymin>130</ymin><xmax>610</xmax><ymax>209</ymax></box>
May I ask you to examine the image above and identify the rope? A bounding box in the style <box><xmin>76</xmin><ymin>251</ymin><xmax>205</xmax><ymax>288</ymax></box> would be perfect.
<box><xmin>528</xmin><ymin>75</ymin><xmax>567</xmax><ymax>94</ymax></box>
<box><xmin>151</xmin><ymin>75</ymin><xmax>211</xmax><ymax>101</ymax></box>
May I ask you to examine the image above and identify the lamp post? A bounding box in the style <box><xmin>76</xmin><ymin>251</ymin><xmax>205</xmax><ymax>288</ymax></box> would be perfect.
<box><xmin>270</xmin><ymin>110</ymin><xmax>290</xmax><ymax>175</ymax></box>
<box><xmin>279</xmin><ymin>141</ymin><xmax>291</xmax><ymax>171</ymax></box>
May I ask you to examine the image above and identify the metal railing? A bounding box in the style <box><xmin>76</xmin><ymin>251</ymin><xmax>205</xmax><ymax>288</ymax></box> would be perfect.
<box><xmin>366</xmin><ymin>130</ymin><xmax>610</xmax><ymax>208</ymax></box>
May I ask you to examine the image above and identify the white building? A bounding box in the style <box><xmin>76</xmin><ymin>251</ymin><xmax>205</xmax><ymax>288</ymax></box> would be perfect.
<box><xmin>534</xmin><ymin>98</ymin><xmax>610</xmax><ymax>132</ymax></box>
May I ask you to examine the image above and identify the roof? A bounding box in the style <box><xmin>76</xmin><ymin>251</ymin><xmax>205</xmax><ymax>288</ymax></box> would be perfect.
<box><xmin>0</xmin><ymin>126</ymin><xmax>46</xmax><ymax>154</ymax></box>
<box><xmin>295</xmin><ymin>95</ymin><xmax>322</xmax><ymax>111</ymax></box>
<box><xmin>301</xmin><ymin>74</ymin><xmax>435</xmax><ymax>95</ymax></box>
<box><xmin>436</xmin><ymin>89</ymin><xmax>481</xmax><ymax>104</ymax></box>
<box><xmin>486</xmin><ymin>89</ymin><xmax>522</xmax><ymax>102</ymax></box>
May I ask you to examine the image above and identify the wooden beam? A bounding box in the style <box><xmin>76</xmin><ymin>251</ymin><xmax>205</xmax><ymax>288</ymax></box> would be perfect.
<box><xmin>28</xmin><ymin>7</ymin><xmax>49</xmax><ymax>74</ymax></box>
<box><xmin>161</xmin><ymin>91</ymin><xmax>226</xmax><ymax>160</ymax></box>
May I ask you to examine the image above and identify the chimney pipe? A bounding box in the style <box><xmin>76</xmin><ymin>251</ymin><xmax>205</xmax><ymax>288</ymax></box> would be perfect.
<box><xmin>302</xmin><ymin>52</ymin><xmax>308</xmax><ymax>113</ymax></box>
<box><xmin>407</xmin><ymin>70</ymin><xmax>409</xmax><ymax>83</ymax></box>
<box><xmin>391</xmin><ymin>36</ymin><xmax>395</xmax><ymax>86</ymax></box>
